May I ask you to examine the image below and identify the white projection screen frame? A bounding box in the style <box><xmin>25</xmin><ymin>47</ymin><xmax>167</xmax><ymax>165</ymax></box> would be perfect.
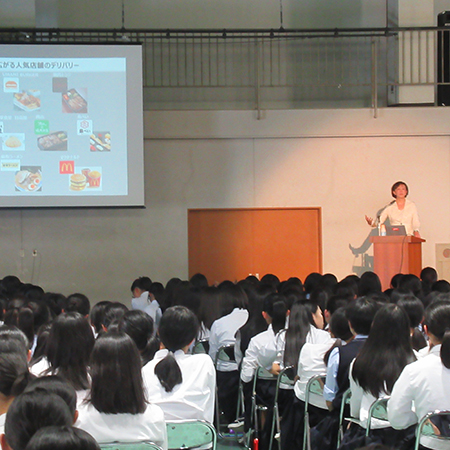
<box><xmin>0</xmin><ymin>44</ymin><xmax>145</xmax><ymax>208</ymax></box>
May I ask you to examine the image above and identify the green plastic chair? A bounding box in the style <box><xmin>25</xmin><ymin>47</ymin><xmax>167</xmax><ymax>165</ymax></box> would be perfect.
<box><xmin>268</xmin><ymin>365</ymin><xmax>296</xmax><ymax>450</ymax></box>
<box><xmin>414</xmin><ymin>410</ymin><xmax>450</xmax><ymax>450</ymax></box>
<box><xmin>337</xmin><ymin>388</ymin><xmax>352</xmax><ymax>448</ymax></box>
<box><xmin>365</xmin><ymin>396</ymin><xmax>390</xmax><ymax>436</ymax></box>
<box><xmin>100</xmin><ymin>443</ymin><xmax>163</xmax><ymax>450</ymax></box>
<box><xmin>166</xmin><ymin>420</ymin><xmax>217</xmax><ymax>450</ymax></box>
<box><xmin>303</xmin><ymin>374</ymin><xmax>326</xmax><ymax>450</ymax></box>
<box><xmin>192</xmin><ymin>339</ymin><xmax>210</xmax><ymax>355</ymax></box>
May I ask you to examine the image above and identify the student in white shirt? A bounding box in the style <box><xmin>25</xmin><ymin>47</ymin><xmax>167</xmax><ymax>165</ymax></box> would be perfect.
<box><xmin>143</xmin><ymin>306</ymin><xmax>216</xmax><ymax>423</ymax></box>
<box><xmin>240</xmin><ymin>293</ymin><xmax>288</xmax><ymax>438</ymax></box>
<box><xmin>76</xmin><ymin>332</ymin><xmax>167</xmax><ymax>449</ymax></box>
<box><xmin>131</xmin><ymin>277</ymin><xmax>162</xmax><ymax>327</ymax></box>
<box><xmin>388</xmin><ymin>300</ymin><xmax>450</xmax><ymax>450</ymax></box>
<box><xmin>208</xmin><ymin>283</ymin><xmax>249</xmax><ymax>424</ymax></box>
<box><xmin>341</xmin><ymin>304</ymin><xmax>416</xmax><ymax>450</ymax></box>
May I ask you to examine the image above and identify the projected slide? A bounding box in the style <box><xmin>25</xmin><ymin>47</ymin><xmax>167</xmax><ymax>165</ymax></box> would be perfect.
<box><xmin>0</xmin><ymin>44</ymin><xmax>144</xmax><ymax>208</ymax></box>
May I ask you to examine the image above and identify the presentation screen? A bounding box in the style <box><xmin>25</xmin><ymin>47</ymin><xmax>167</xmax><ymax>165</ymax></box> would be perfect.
<box><xmin>0</xmin><ymin>44</ymin><xmax>145</xmax><ymax>208</ymax></box>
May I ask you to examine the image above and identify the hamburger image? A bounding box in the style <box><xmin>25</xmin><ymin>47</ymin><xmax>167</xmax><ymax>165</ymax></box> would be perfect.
<box><xmin>70</xmin><ymin>173</ymin><xmax>86</xmax><ymax>191</ymax></box>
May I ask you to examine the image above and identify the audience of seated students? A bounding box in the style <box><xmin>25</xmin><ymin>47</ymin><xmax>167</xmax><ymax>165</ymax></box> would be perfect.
<box><xmin>75</xmin><ymin>331</ymin><xmax>167</xmax><ymax>449</ymax></box>
<box><xmin>208</xmin><ymin>283</ymin><xmax>249</xmax><ymax>423</ymax></box>
<box><xmin>118</xmin><ymin>310</ymin><xmax>160</xmax><ymax>366</ymax></box>
<box><xmin>24</xmin><ymin>426</ymin><xmax>100</xmax><ymax>450</ymax></box>
<box><xmin>3</xmin><ymin>269</ymin><xmax>450</xmax><ymax>450</ymax></box>
<box><xmin>143</xmin><ymin>306</ymin><xmax>216</xmax><ymax>423</ymax></box>
<box><xmin>388</xmin><ymin>300</ymin><xmax>450</xmax><ymax>450</ymax></box>
<box><xmin>342</xmin><ymin>304</ymin><xmax>416</xmax><ymax>450</ymax></box>
<box><xmin>130</xmin><ymin>276</ymin><xmax>162</xmax><ymax>326</ymax></box>
<box><xmin>239</xmin><ymin>293</ymin><xmax>288</xmax><ymax>441</ymax></box>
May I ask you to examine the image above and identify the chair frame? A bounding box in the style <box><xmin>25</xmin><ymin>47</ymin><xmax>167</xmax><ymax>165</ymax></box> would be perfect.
<box><xmin>166</xmin><ymin>420</ymin><xmax>217</xmax><ymax>450</ymax></box>
<box><xmin>303</xmin><ymin>374</ymin><xmax>326</xmax><ymax>450</ymax></box>
<box><xmin>337</xmin><ymin>388</ymin><xmax>352</xmax><ymax>449</ymax></box>
<box><xmin>414</xmin><ymin>410</ymin><xmax>450</xmax><ymax>450</ymax></box>
<box><xmin>268</xmin><ymin>365</ymin><xmax>296</xmax><ymax>450</ymax></box>
<box><xmin>192</xmin><ymin>339</ymin><xmax>210</xmax><ymax>355</ymax></box>
<box><xmin>365</xmin><ymin>396</ymin><xmax>390</xmax><ymax>436</ymax></box>
<box><xmin>99</xmin><ymin>443</ymin><xmax>163</xmax><ymax>450</ymax></box>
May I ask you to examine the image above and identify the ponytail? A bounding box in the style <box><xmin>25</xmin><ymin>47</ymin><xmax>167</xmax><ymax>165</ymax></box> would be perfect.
<box><xmin>441</xmin><ymin>329</ymin><xmax>450</xmax><ymax>369</ymax></box>
<box><xmin>154</xmin><ymin>352</ymin><xmax>182</xmax><ymax>392</ymax></box>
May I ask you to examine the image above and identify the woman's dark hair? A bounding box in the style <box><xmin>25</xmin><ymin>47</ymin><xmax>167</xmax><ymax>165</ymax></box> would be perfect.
<box><xmin>395</xmin><ymin>294</ymin><xmax>426</xmax><ymax>351</ymax></box>
<box><xmin>66</xmin><ymin>293</ymin><xmax>91</xmax><ymax>316</ymax></box>
<box><xmin>358</xmin><ymin>272</ymin><xmax>382</xmax><ymax>297</ymax></box>
<box><xmin>45</xmin><ymin>312</ymin><xmax>95</xmax><ymax>391</ymax></box>
<box><xmin>345</xmin><ymin>297</ymin><xmax>380</xmax><ymax>336</ymax></box>
<box><xmin>238</xmin><ymin>284</ymin><xmax>273</xmax><ymax>355</ymax></box>
<box><xmin>4</xmin><ymin>301</ymin><xmax>35</xmax><ymax>348</ymax></box>
<box><xmin>432</xmin><ymin>280</ymin><xmax>450</xmax><ymax>294</ymax></box>
<box><xmin>24</xmin><ymin>376</ymin><xmax>77</xmax><ymax>417</ymax></box>
<box><xmin>263</xmin><ymin>293</ymin><xmax>287</xmax><ymax>334</ymax></box>
<box><xmin>88</xmin><ymin>301</ymin><xmax>111</xmax><ymax>334</ymax></box>
<box><xmin>0</xmin><ymin>324</ymin><xmax>30</xmax><ymax>351</ymax></box>
<box><xmin>102</xmin><ymin>302</ymin><xmax>129</xmax><ymax>330</ymax></box>
<box><xmin>88</xmin><ymin>331</ymin><xmax>146</xmax><ymax>414</ymax></box>
<box><xmin>398</xmin><ymin>274</ymin><xmax>423</xmax><ymax>299</ymax></box>
<box><xmin>5</xmin><ymin>391</ymin><xmax>73</xmax><ymax>450</ymax></box>
<box><xmin>421</xmin><ymin>267</ymin><xmax>438</xmax><ymax>297</ymax></box>
<box><xmin>155</xmin><ymin>306</ymin><xmax>199</xmax><ymax>392</ymax></box>
<box><xmin>30</xmin><ymin>323</ymin><xmax>52</xmax><ymax>366</ymax></box>
<box><xmin>424</xmin><ymin>300</ymin><xmax>450</xmax><ymax>368</ymax></box>
<box><xmin>260</xmin><ymin>274</ymin><xmax>280</xmax><ymax>290</ymax></box>
<box><xmin>352</xmin><ymin>304</ymin><xmax>415</xmax><ymax>397</ymax></box>
<box><xmin>24</xmin><ymin>426</ymin><xmax>100</xmax><ymax>450</ymax></box>
<box><xmin>283</xmin><ymin>302</ymin><xmax>313</xmax><ymax>370</ymax></box>
<box><xmin>324</xmin><ymin>307</ymin><xmax>353</xmax><ymax>365</ymax></box>
<box><xmin>304</xmin><ymin>273</ymin><xmax>323</xmax><ymax>295</ymax></box>
<box><xmin>190</xmin><ymin>273</ymin><xmax>209</xmax><ymax>288</ymax></box>
<box><xmin>391</xmin><ymin>180</ymin><xmax>408</xmax><ymax>198</ymax></box>
<box><xmin>41</xmin><ymin>292</ymin><xmax>67</xmax><ymax>317</ymax></box>
<box><xmin>119</xmin><ymin>310</ymin><xmax>159</xmax><ymax>365</ymax></box>
<box><xmin>1</xmin><ymin>275</ymin><xmax>22</xmax><ymax>301</ymax></box>
<box><xmin>199</xmin><ymin>286</ymin><xmax>222</xmax><ymax>330</ymax></box>
<box><xmin>217</xmin><ymin>283</ymin><xmax>248</xmax><ymax>317</ymax></box>
<box><xmin>390</xmin><ymin>273</ymin><xmax>403</xmax><ymax>289</ymax></box>
<box><xmin>334</xmin><ymin>276</ymin><xmax>359</xmax><ymax>299</ymax></box>
<box><xmin>0</xmin><ymin>337</ymin><xmax>32</xmax><ymax>398</ymax></box>
<box><xmin>131</xmin><ymin>276</ymin><xmax>152</xmax><ymax>292</ymax></box>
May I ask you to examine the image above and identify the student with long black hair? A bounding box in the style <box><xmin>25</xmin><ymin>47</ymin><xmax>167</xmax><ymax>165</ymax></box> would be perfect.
<box><xmin>142</xmin><ymin>306</ymin><xmax>215</xmax><ymax>423</ymax></box>
<box><xmin>388</xmin><ymin>300</ymin><xmax>450</xmax><ymax>449</ymax></box>
<box><xmin>30</xmin><ymin>312</ymin><xmax>94</xmax><ymax>397</ymax></box>
<box><xmin>75</xmin><ymin>331</ymin><xmax>167</xmax><ymax>449</ymax></box>
<box><xmin>24</xmin><ymin>426</ymin><xmax>100</xmax><ymax>450</ymax></box>
<box><xmin>340</xmin><ymin>304</ymin><xmax>416</xmax><ymax>449</ymax></box>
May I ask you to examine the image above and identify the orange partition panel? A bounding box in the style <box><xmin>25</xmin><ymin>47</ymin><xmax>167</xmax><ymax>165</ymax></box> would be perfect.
<box><xmin>188</xmin><ymin>208</ymin><xmax>322</xmax><ymax>284</ymax></box>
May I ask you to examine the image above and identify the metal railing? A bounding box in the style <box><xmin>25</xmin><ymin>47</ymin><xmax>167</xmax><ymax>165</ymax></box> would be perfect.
<box><xmin>0</xmin><ymin>27</ymin><xmax>448</xmax><ymax>111</ymax></box>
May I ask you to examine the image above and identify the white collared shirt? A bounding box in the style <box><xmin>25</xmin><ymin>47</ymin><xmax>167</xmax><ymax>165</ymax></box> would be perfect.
<box><xmin>142</xmin><ymin>349</ymin><xmax>216</xmax><ymax>423</ymax></box>
<box><xmin>379</xmin><ymin>198</ymin><xmax>420</xmax><ymax>236</ymax></box>
<box><xmin>209</xmin><ymin>308</ymin><xmax>249</xmax><ymax>371</ymax></box>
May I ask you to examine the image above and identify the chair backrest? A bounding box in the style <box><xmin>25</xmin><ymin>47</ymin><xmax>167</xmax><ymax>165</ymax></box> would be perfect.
<box><xmin>337</xmin><ymin>388</ymin><xmax>352</xmax><ymax>448</ymax></box>
<box><xmin>365</xmin><ymin>397</ymin><xmax>389</xmax><ymax>436</ymax></box>
<box><xmin>214</xmin><ymin>344</ymin><xmax>235</xmax><ymax>367</ymax></box>
<box><xmin>166</xmin><ymin>420</ymin><xmax>217</xmax><ymax>450</ymax></box>
<box><xmin>304</xmin><ymin>374</ymin><xmax>326</xmax><ymax>410</ymax></box>
<box><xmin>100</xmin><ymin>443</ymin><xmax>163</xmax><ymax>450</ymax></box>
<box><xmin>415</xmin><ymin>410</ymin><xmax>450</xmax><ymax>450</ymax></box>
<box><xmin>193</xmin><ymin>339</ymin><xmax>210</xmax><ymax>354</ymax></box>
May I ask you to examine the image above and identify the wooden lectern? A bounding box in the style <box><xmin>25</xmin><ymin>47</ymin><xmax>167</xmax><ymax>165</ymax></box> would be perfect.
<box><xmin>370</xmin><ymin>236</ymin><xmax>426</xmax><ymax>291</ymax></box>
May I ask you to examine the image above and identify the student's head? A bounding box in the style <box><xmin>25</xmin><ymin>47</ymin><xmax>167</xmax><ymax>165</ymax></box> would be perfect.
<box><xmin>0</xmin><ymin>326</ymin><xmax>29</xmax><ymax>355</ymax></box>
<box><xmin>358</xmin><ymin>272</ymin><xmax>382</xmax><ymax>297</ymax></box>
<box><xmin>4</xmin><ymin>304</ymin><xmax>34</xmax><ymax>348</ymax></box>
<box><xmin>46</xmin><ymin>312</ymin><xmax>95</xmax><ymax>391</ymax></box>
<box><xmin>189</xmin><ymin>273</ymin><xmax>208</xmax><ymax>288</ymax></box>
<box><xmin>217</xmin><ymin>283</ymin><xmax>248</xmax><ymax>316</ymax></box>
<box><xmin>131</xmin><ymin>277</ymin><xmax>152</xmax><ymax>297</ymax></box>
<box><xmin>391</xmin><ymin>181</ymin><xmax>408</xmax><ymax>198</ymax></box>
<box><xmin>260</xmin><ymin>274</ymin><xmax>280</xmax><ymax>290</ymax></box>
<box><xmin>352</xmin><ymin>304</ymin><xmax>415</xmax><ymax>397</ymax></box>
<box><xmin>398</xmin><ymin>274</ymin><xmax>423</xmax><ymax>298</ymax></box>
<box><xmin>2</xmin><ymin>391</ymin><xmax>73</xmax><ymax>450</ymax></box>
<box><xmin>262</xmin><ymin>293</ymin><xmax>287</xmax><ymax>334</ymax></box>
<box><xmin>328</xmin><ymin>307</ymin><xmax>353</xmax><ymax>341</ymax></box>
<box><xmin>24</xmin><ymin>376</ymin><xmax>77</xmax><ymax>419</ymax></box>
<box><xmin>334</xmin><ymin>277</ymin><xmax>359</xmax><ymax>299</ymax></box>
<box><xmin>424</xmin><ymin>300</ymin><xmax>450</xmax><ymax>368</ymax></box>
<box><xmin>345</xmin><ymin>297</ymin><xmax>380</xmax><ymax>336</ymax></box>
<box><xmin>155</xmin><ymin>306</ymin><xmax>199</xmax><ymax>392</ymax></box>
<box><xmin>395</xmin><ymin>294</ymin><xmax>424</xmax><ymax>329</ymax></box>
<box><xmin>24</xmin><ymin>426</ymin><xmax>100</xmax><ymax>450</ymax></box>
<box><xmin>102</xmin><ymin>302</ymin><xmax>129</xmax><ymax>330</ymax></box>
<box><xmin>432</xmin><ymin>280</ymin><xmax>450</xmax><ymax>294</ymax></box>
<box><xmin>119</xmin><ymin>310</ymin><xmax>159</xmax><ymax>365</ymax></box>
<box><xmin>89</xmin><ymin>331</ymin><xmax>146</xmax><ymax>414</ymax></box>
<box><xmin>89</xmin><ymin>301</ymin><xmax>111</xmax><ymax>335</ymax></box>
<box><xmin>421</xmin><ymin>267</ymin><xmax>438</xmax><ymax>285</ymax></box>
<box><xmin>65</xmin><ymin>294</ymin><xmax>90</xmax><ymax>317</ymax></box>
<box><xmin>303</xmin><ymin>273</ymin><xmax>322</xmax><ymax>295</ymax></box>
<box><xmin>0</xmin><ymin>338</ymin><xmax>31</xmax><ymax>399</ymax></box>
